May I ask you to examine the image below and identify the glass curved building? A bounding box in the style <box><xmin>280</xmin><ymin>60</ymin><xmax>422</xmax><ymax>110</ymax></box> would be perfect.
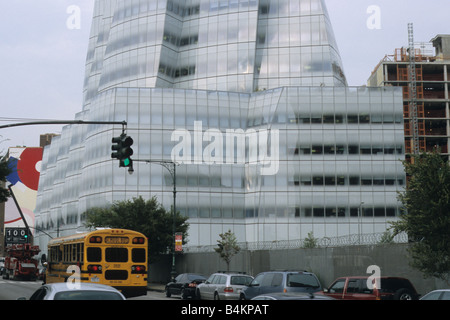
<box><xmin>35</xmin><ymin>0</ymin><xmax>405</xmax><ymax>248</ymax></box>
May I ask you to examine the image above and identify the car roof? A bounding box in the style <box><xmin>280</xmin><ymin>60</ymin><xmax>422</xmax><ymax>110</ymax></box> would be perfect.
<box><xmin>212</xmin><ymin>272</ymin><xmax>252</xmax><ymax>276</ymax></box>
<box><xmin>45</xmin><ymin>282</ymin><xmax>123</xmax><ymax>293</ymax></box>
<box><xmin>257</xmin><ymin>270</ymin><xmax>314</xmax><ymax>275</ymax></box>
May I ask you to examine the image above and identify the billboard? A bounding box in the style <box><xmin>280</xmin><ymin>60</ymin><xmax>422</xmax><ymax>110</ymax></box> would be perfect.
<box><xmin>4</xmin><ymin>147</ymin><xmax>43</xmax><ymax>231</ymax></box>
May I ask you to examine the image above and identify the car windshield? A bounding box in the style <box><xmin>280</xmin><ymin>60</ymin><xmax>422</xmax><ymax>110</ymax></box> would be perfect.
<box><xmin>54</xmin><ymin>291</ymin><xmax>124</xmax><ymax>300</ymax></box>
<box><xmin>287</xmin><ymin>273</ymin><xmax>320</xmax><ymax>288</ymax></box>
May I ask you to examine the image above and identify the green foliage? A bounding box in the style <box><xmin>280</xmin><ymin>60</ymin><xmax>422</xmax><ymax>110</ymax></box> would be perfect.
<box><xmin>214</xmin><ymin>230</ymin><xmax>240</xmax><ymax>271</ymax></box>
<box><xmin>391</xmin><ymin>151</ymin><xmax>450</xmax><ymax>284</ymax></box>
<box><xmin>378</xmin><ymin>230</ymin><xmax>395</xmax><ymax>244</ymax></box>
<box><xmin>303</xmin><ymin>231</ymin><xmax>318</xmax><ymax>248</ymax></box>
<box><xmin>83</xmin><ymin>196</ymin><xmax>189</xmax><ymax>263</ymax></box>
<box><xmin>0</xmin><ymin>155</ymin><xmax>12</xmax><ymax>203</ymax></box>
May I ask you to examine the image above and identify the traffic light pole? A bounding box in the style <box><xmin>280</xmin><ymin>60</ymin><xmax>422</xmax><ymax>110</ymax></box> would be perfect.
<box><xmin>7</xmin><ymin>185</ymin><xmax>32</xmax><ymax>243</ymax></box>
<box><xmin>132</xmin><ymin>159</ymin><xmax>178</xmax><ymax>280</ymax></box>
<box><xmin>1</xmin><ymin>119</ymin><xmax>127</xmax><ymax>243</ymax></box>
<box><xmin>0</xmin><ymin>120</ymin><xmax>127</xmax><ymax>130</ymax></box>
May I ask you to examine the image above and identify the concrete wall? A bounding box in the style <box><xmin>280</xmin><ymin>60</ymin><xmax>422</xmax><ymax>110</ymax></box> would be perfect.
<box><xmin>149</xmin><ymin>244</ymin><xmax>448</xmax><ymax>295</ymax></box>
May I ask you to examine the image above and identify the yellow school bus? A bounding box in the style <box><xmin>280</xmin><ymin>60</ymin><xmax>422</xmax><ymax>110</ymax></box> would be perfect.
<box><xmin>45</xmin><ymin>229</ymin><xmax>147</xmax><ymax>298</ymax></box>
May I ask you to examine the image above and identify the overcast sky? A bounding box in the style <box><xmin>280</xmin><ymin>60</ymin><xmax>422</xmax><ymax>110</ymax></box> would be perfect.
<box><xmin>0</xmin><ymin>0</ymin><xmax>448</xmax><ymax>149</ymax></box>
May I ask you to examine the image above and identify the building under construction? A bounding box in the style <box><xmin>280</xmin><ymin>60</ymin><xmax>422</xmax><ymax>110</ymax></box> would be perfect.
<box><xmin>368</xmin><ymin>34</ymin><xmax>450</xmax><ymax>160</ymax></box>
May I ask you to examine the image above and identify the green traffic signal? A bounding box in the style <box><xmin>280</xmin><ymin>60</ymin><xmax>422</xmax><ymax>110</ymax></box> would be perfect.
<box><xmin>111</xmin><ymin>134</ymin><xmax>133</xmax><ymax>168</ymax></box>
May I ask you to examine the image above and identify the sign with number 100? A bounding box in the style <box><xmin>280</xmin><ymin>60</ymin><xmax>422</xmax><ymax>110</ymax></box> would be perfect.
<box><xmin>5</xmin><ymin>228</ymin><xmax>29</xmax><ymax>244</ymax></box>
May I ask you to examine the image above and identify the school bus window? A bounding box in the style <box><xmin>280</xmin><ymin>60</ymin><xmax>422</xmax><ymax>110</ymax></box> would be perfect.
<box><xmin>105</xmin><ymin>248</ymin><xmax>128</xmax><ymax>262</ymax></box>
<box><xmin>76</xmin><ymin>243</ymin><xmax>83</xmax><ymax>262</ymax></box>
<box><xmin>87</xmin><ymin>247</ymin><xmax>102</xmax><ymax>262</ymax></box>
<box><xmin>64</xmin><ymin>245</ymin><xmax>69</xmax><ymax>262</ymax></box>
<box><xmin>132</xmin><ymin>248</ymin><xmax>146</xmax><ymax>263</ymax></box>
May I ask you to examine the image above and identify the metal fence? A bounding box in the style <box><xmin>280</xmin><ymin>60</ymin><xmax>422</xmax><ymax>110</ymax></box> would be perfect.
<box><xmin>183</xmin><ymin>232</ymin><xmax>409</xmax><ymax>253</ymax></box>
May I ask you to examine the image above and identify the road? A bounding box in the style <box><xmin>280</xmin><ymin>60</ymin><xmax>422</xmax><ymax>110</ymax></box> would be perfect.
<box><xmin>0</xmin><ymin>279</ymin><xmax>42</xmax><ymax>300</ymax></box>
<box><xmin>0</xmin><ymin>279</ymin><xmax>169</xmax><ymax>300</ymax></box>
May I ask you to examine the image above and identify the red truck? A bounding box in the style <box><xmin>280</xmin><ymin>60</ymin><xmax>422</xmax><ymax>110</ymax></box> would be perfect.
<box><xmin>2</xmin><ymin>243</ymin><xmax>41</xmax><ymax>281</ymax></box>
<box><xmin>322</xmin><ymin>276</ymin><xmax>420</xmax><ymax>300</ymax></box>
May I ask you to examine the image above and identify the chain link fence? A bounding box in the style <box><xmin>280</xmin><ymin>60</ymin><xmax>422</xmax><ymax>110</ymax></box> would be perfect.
<box><xmin>183</xmin><ymin>232</ymin><xmax>409</xmax><ymax>253</ymax></box>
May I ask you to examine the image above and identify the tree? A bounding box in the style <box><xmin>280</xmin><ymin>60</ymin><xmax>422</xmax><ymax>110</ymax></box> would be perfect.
<box><xmin>391</xmin><ymin>151</ymin><xmax>450</xmax><ymax>285</ymax></box>
<box><xmin>83</xmin><ymin>196</ymin><xmax>189</xmax><ymax>263</ymax></box>
<box><xmin>214</xmin><ymin>230</ymin><xmax>240</xmax><ymax>272</ymax></box>
<box><xmin>303</xmin><ymin>231</ymin><xmax>318</xmax><ymax>248</ymax></box>
<box><xmin>0</xmin><ymin>155</ymin><xmax>12</xmax><ymax>202</ymax></box>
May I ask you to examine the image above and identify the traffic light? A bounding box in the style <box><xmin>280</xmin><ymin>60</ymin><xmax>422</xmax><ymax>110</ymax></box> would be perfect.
<box><xmin>111</xmin><ymin>133</ymin><xmax>134</xmax><ymax>168</ymax></box>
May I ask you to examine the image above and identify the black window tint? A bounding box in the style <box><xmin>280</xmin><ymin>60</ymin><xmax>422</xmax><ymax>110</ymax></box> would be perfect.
<box><xmin>30</xmin><ymin>287</ymin><xmax>48</xmax><ymax>300</ymax></box>
<box><xmin>105</xmin><ymin>248</ymin><xmax>128</xmax><ymax>262</ymax></box>
<box><xmin>329</xmin><ymin>279</ymin><xmax>345</xmax><ymax>293</ymax></box>
<box><xmin>346</xmin><ymin>280</ymin><xmax>359</xmax><ymax>293</ymax></box>
<box><xmin>87</xmin><ymin>247</ymin><xmax>101</xmax><ymax>262</ymax></box>
<box><xmin>132</xmin><ymin>248</ymin><xmax>146</xmax><ymax>262</ymax></box>
<box><xmin>287</xmin><ymin>273</ymin><xmax>320</xmax><ymax>288</ymax></box>
<box><xmin>381</xmin><ymin>278</ymin><xmax>413</xmax><ymax>292</ymax></box>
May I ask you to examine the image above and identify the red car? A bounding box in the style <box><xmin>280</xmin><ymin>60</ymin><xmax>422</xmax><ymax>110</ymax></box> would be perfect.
<box><xmin>322</xmin><ymin>276</ymin><xmax>419</xmax><ymax>300</ymax></box>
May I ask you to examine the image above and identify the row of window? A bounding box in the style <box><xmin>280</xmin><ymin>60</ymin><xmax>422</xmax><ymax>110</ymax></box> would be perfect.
<box><xmin>179</xmin><ymin>205</ymin><xmax>400</xmax><ymax>219</ymax></box>
<box><xmin>48</xmin><ymin>244</ymin><xmax>146</xmax><ymax>264</ymax></box>
<box><xmin>158</xmin><ymin>63</ymin><xmax>196</xmax><ymax>78</ymax></box>
<box><xmin>111</xmin><ymin>0</ymin><xmax>260</xmax><ymax>25</ymax></box>
<box><xmin>243</xmin><ymin>113</ymin><xmax>402</xmax><ymax>129</ymax></box>
<box><xmin>283</xmin><ymin>113</ymin><xmax>403</xmax><ymax>126</ymax></box>
<box><xmin>289</xmin><ymin>145</ymin><xmax>404</xmax><ymax>156</ymax></box>
<box><xmin>48</xmin><ymin>243</ymin><xmax>83</xmax><ymax>264</ymax></box>
<box><xmin>170</xmin><ymin>174</ymin><xmax>404</xmax><ymax>188</ymax></box>
<box><xmin>37</xmin><ymin>203</ymin><xmax>400</xmax><ymax>231</ymax></box>
<box><xmin>167</xmin><ymin>1</ymin><xmax>200</xmax><ymax>17</ymax></box>
<box><xmin>289</xmin><ymin>176</ymin><xmax>404</xmax><ymax>187</ymax></box>
<box><xmin>163</xmin><ymin>32</ymin><xmax>199</xmax><ymax>47</ymax></box>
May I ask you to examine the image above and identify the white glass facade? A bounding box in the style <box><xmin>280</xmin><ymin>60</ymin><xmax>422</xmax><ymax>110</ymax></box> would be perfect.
<box><xmin>35</xmin><ymin>0</ymin><xmax>404</xmax><ymax>248</ymax></box>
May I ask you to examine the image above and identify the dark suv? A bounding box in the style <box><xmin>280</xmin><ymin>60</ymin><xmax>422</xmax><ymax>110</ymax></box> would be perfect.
<box><xmin>240</xmin><ymin>271</ymin><xmax>322</xmax><ymax>300</ymax></box>
<box><xmin>322</xmin><ymin>276</ymin><xmax>420</xmax><ymax>300</ymax></box>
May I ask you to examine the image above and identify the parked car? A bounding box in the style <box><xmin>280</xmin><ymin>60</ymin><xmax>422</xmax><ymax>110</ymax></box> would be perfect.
<box><xmin>252</xmin><ymin>292</ymin><xmax>335</xmax><ymax>300</ymax></box>
<box><xmin>165</xmin><ymin>273</ymin><xmax>206</xmax><ymax>299</ymax></box>
<box><xmin>322</xmin><ymin>276</ymin><xmax>420</xmax><ymax>300</ymax></box>
<box><xmin>239</xmin><ymin>271</ymin><xmax>322</xmax><ymax>300</ymax></box>
<box><xmin>197</xmin><ymin>272</ymin><xmax>253</xmax><ymax>300</ymax></box>
<box><xmin>18</xmin><ymin>283</ymin><xmax>126</xmax><ymax>300</ymax></box>
<box><xmin>420</xmin><ymin>289</ymin><xmax>450</xmax><ymax>300</ymax></box>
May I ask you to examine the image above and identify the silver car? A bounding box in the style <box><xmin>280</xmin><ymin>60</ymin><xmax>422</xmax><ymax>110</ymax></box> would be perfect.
<box><xmin>19</xmin><ymin>283</ymin><xmax>126</xmax><ymax>300</ymax></box>
<box><xmin>197</xmin><ymin>272</ymin><xmax>253</xmax><ymax>300</ymax></box>
<box><xmin>420</xmin><ymin>289</ymin><xmax>450</xmax><ymax>300</ymax></box>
